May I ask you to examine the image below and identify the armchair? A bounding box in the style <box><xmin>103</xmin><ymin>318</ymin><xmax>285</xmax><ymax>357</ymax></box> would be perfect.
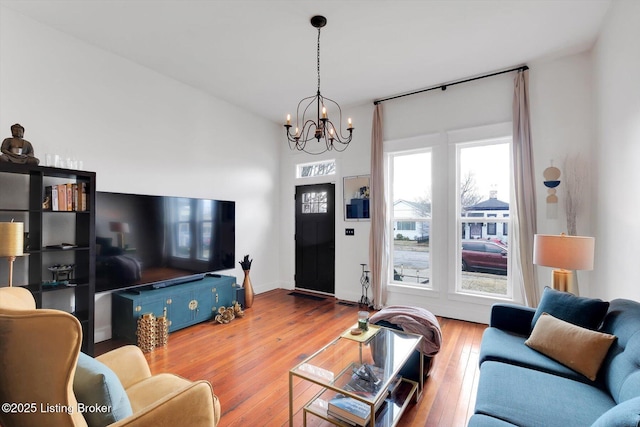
<box><xmin>0</xmin><ymin>287</ymin><xmax>221</xmax><ymax>427</ymax></box>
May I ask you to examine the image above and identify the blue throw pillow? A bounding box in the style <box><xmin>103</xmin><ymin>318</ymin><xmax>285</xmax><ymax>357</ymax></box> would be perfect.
<box><xmin>531</xmin><ymin>287</ymin><xmax>609</xmax><ymax>331</ymax></box>
<box><xmin>73</xmin><ymin>352</ymin><xmax>133</xmax><ymax>427</ymax></box>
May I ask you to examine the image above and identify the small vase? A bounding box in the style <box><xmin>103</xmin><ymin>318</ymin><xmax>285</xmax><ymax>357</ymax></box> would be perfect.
<box><xmin>243</xmin><ymin>269</ymin><xmax>254</xmax><ymax>308</ymax></box>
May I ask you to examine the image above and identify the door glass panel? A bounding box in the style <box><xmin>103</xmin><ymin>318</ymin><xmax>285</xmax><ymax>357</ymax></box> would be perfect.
<box><xmin>302</xmin><ymin>191</ymin><xmax>328</xmax><ymax>214</ymax></box>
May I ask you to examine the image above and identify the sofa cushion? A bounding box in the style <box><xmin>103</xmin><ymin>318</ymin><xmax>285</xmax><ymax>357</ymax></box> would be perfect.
<box><xmin>125</xmin><ymin>372</ymin><xmax>192</xmax><ymax>412</ymax></box>
<box><xmin>468</xmin><ymin>413</ymin><xmax>519</xmax><ymax>427</ymax></box>
<box><xmin>74</xmin><ymin>352</ymin><xmax>133</xmax><ymax>427</ymax></box>
<box><xmin>479</xmin><ymin>327</ymin><xmax>590</xmax><ymax>383</ymax></box>
<box><xmin>591</xmin><ymin>396</ymin><xmax>640</xmax><ymax>427</ymax></box>
<box><xmin>525</xmin><ymin>313</ymin><xmax>616</xmax><ymax>381</ymax></box>
<box><xmin>474</xmin><ymin>361</ymin><xmax>616</xmax><ymax>427</ymax></box>
<box><xmin>599</xmin><ymin>299</ymin><xmax>640</xmax><ymax>403</ymax></box>
<box><xmin>532</xmin><ymin>287</ymin><xmax>609</xmax><ymax>331</ymax></box>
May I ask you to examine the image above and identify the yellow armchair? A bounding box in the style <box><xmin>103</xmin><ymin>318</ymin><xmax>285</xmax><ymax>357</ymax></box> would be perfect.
<box><xmin>0</xmin><ymin>287</ymin><xmax>221</xmax><ymax>427</ymax></box>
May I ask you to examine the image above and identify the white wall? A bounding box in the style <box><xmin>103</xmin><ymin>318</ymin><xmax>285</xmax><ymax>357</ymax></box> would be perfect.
<box><xmin>0</xmin><ymin>6</ymin><xmax>282</xmax><ymax>341</ymax></box>
<box><xmin>529</xmin><ymin>52</ymin><xmax>595</xmax><ymax>295</ymax></box>
<box><xmin>278</xmin><ymin>102</ymin><xmax>375</xmax><ymax>303</ymax></box>
<box><xmin>592</xmin><ymin>0</ymin><xmax>640</xmax><ymax>301</ymax></box>
<box><xmin>280</xmin><ymin>57</ymin><xmax>595</xmax><ymax>324</ymax></box>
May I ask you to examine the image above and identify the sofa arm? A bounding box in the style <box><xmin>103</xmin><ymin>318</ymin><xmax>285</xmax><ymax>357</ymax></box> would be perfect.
<box><xmin>489</xmin><ymin>303</ymin><xmax>536</xmax><ymax>336</ymax></box>
<box><xmin>96</xmin><ymin>345</ymin><xmax>152</xmax><ymax>389</ymax></box>
<box><xmin>109</xmin><ymin>380</ymin><xmax>221</xmax><ymax>427</ymax></box>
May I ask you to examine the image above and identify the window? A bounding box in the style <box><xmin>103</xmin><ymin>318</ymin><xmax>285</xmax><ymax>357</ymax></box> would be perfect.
<box><xmin>457</xmin><ymin>140</ymin><xmax>511</xmax><ymax>297</ymax></box>
<box><xmin>174</xmin><ymin>198</ymin><xmax>192</xmax><ymax>258</ymax></box>
<box><xmin>301</xmin><ymin>191</ymin><xmax>328</xmax><ymax>214</ymax></box>
<box><xmin>389</xmin><ymin>150</ymin><xmax>431</xmax><ymax>286</ymax></box>
<box><xmin>487</xmin><ymin>214</ymin><xmax>497</xmax><ymax>235</ymax></box>
<box><xmin>171</xmin><ymin>198</ymin><xmax>215</xmax><ymax>262</ymax></box>
<box><xmin>198</xmin><ymin>200</ymin><xmax>213</xmax><ymax>260</ymax></box>
<box><xmin>297</xmin><ymin>160</ymin><xmax>336</xmax><ymax>178</ymax></box>
<box><xmin>396</xmin><ymin>221</ymin><xmax>416</xmax><ymax>231</ymax></box>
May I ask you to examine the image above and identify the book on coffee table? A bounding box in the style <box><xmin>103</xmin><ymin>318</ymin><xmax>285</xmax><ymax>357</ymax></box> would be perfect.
<box><xmin>328</xmin><ymin>395</ymin><xmax>371</xmax><ymax>426</ymax></box>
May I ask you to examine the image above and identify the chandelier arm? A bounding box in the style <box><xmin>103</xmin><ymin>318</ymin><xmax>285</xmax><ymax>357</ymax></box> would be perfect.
<box><xmin>296</xmin><ymin>94</ymin><xmax>318</xmax><ymax>126</ymax></box>
<box><xmin>319</xmin><ymin>95</ymin><xmax>354</xmax><ymax>140</ymax></box>
<box><xmin>324</xmin><ymin>119</ymin><xmax>352</xmax><ymax>145</ymax></box>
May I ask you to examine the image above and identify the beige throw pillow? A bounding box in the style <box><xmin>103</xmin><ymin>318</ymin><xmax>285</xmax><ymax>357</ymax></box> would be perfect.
<box><xmin>525</xmin><ymin>312</ymin><xmax>616</xmax><ymax>381</ymax></box>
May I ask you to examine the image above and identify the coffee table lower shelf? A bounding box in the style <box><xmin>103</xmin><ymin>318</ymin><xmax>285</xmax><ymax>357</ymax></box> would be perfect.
<box><xmin>302</xmin><ymin>378</ymin><xmax>419</xmax><ymax>427</ymax></box>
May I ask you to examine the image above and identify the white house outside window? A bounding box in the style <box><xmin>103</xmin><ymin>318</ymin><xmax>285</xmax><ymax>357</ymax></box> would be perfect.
<box><xmin>457</xmin><ymin>139</ymin><xmax>512</xmax><ymax>297</ymax></box>
<box><xmin>389</xmin><ymin>150</ymin><xmax>432</xmax><ymax>286</ymax></box>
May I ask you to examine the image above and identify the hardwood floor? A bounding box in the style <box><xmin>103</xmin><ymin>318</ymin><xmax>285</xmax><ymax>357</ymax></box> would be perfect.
<box><xmin>96</xmin><ymin>289</ymin><xmax>488</xmax><ymax>427</ymax></box>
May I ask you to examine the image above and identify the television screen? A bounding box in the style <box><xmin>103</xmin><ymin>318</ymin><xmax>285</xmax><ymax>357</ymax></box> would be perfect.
<box><xmin>95</xmin><ymin>191</ymin><xmax>235</xmax><ymax>293</ymax></box>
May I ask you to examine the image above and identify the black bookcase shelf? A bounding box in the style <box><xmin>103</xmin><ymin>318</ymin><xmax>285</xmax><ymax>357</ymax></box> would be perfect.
<box><xmin>0</xmin><ymin>163</ymin><xmax>96</xmax><ymax>355</ymax></box>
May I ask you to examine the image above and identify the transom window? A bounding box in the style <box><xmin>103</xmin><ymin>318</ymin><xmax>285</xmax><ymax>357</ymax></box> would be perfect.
<box><xmin>296</xmin><ymin>160</ymin><xmax>336</xmax><ymax>178</ymax></box>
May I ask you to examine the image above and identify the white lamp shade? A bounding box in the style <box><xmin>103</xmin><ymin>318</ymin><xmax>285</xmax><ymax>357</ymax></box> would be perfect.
<box><xmin>0</xmin><ymin>222</ymin><xmax>24</xmax><ymax>257</ymax></box>
<box><xmin>533</xmin><ymin>234</ymin><xmax>595</xmax><ymax>271</ymax></box>
<box><xmin>109</xmin><ymin>222</ymin><xmax>130</xmax><ymax>233</ymax></box>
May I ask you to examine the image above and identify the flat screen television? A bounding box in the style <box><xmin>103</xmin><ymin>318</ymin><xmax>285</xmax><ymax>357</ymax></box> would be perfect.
<box><xmin>95</xmin><ymin>191</ymin><xmax>235</xmax><ymax>293</ymax></box>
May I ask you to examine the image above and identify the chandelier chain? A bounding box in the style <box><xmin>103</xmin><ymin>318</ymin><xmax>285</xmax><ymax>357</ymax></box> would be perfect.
<box><xmin>317</xmin><ymin>26</ymin><xmax>321</xmax><ymax>93</ymax></box>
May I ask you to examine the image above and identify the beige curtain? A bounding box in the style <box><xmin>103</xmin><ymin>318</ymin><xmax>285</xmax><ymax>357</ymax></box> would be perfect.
<box><xmin>369</xmin><ymin>103</ymin><xmax>388</xmax><ymax>309</ymax></box>
<box><xmin>512</xmin><ymin>69</ymin><xmax>539</xmax><ymax>307</ymax></box>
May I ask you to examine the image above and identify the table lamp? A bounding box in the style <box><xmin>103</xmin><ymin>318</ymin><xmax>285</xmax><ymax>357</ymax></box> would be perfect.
<box><xmin>0</xmin><ymin>221</ymin><xmax>24</xmax><ymax>287</ymax></box>
<box><xmin>109</xmin><ymin>221</ymin><xmax>130</xmax><ymax>249</ymax></box>
<box><xmin>533</xmin><ymin>233</ymin><xmax>595</xmax><ymax>294</ymax></box>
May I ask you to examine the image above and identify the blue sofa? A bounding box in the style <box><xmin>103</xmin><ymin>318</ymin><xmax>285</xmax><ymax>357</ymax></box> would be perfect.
<box><xmin>469</xmin><ymin>288</ymin><xmax>640</xmax><ymax>427</ymax></box>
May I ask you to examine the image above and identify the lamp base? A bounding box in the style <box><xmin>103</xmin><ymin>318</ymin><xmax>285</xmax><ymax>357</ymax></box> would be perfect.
<box><xmin>7</xmin><ymin>256</ymin><xmax>17</xmax><ymax>287</ymax></box>
<box><xmin>552</xmin><ymin>269</ymin><xmax>576</xmax><ymax>294</ymax></box>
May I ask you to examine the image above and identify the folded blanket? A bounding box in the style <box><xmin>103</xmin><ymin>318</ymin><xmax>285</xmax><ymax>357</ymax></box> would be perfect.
<box><xmin>369</xmin><ymin>305</ymin><xmax>442</xmax><ymax>356</ymax></box>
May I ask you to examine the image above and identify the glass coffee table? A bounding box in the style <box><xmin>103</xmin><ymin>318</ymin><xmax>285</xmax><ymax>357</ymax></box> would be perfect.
<box><xmin>289</xmin><ymin>325</ymin><xmax>423</xmax><ymax>427</ymax></box>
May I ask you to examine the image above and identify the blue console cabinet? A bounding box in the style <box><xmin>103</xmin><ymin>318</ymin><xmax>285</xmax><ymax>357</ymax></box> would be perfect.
<box><xmin>111</xmin><ymin>274</ymin><xmax>237</xmax><ymax>343</ymax></box>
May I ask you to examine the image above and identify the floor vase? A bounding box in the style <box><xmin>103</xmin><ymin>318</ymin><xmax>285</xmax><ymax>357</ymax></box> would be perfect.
<box><xmin>243</xmin><ymin>270</ymin><xmax>254</xmax><ymax>308</ymax></box>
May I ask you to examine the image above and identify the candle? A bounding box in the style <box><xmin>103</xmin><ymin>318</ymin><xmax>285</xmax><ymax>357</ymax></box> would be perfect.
<box><xmin>329</xmin><ymin>128</ymin><xmax>334</xmax><ymax>138</ymax></box>
<box><xmin>286</xmin><ymin>114</ymin><xmax>291</xmax><ymax>126</ymax></box>
<box><xmin>348</xmin><ymin>118</ymin><xmax>353</xmax><ymax>129</ymax></box>
<box><xmin>322</xmin><ymin>107</ymin><xmax>327</xmax><ymax>119</ymax></box>
<box><xmin>295</xmin><ymin>127</ymin><xmax>299</xmax><ymax>137</ymax></box>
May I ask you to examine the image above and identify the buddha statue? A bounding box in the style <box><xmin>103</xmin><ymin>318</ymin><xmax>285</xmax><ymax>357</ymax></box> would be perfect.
<box><xmin>0</xmin><ymin>124</ymin><xmax>40</xmax><ymax>165</ymax></box>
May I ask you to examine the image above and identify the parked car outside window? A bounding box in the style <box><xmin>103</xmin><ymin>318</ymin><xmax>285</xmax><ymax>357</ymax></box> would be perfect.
<box><xmin>461</xmin><ymin>240</ymin><xmax>507</xmax><ymax>274</ymax></box>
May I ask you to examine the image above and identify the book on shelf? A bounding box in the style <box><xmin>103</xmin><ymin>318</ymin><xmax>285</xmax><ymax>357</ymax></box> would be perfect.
<box><xmin>45</xmin><ymin>183</ymin><xmax>87</xmax><ymax>212</ymax></box>
<box><xmin>328</xmin><ymin>395</ymin><xmax>371</xmax><ymax>426</ymax></box>
<box><xmin>58</xmin><ymin>184</ymin><xmax>67</xmax><ymax>211</ymax></box>
<box><xmin>66</xmin><ymin>183</ymin><xmax>73</xmax><ymax>211</ymax></box>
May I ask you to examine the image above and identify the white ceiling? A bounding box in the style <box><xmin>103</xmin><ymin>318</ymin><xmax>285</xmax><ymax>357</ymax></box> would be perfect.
<box><xmin>1</xmin><ymin>0</ymin><xmax>612</xmax><ymax>124</ymax></box>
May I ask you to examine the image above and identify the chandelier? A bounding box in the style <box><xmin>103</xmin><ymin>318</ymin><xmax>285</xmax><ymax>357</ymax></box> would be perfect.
<box><xmin>285</xmin><ymin>15</ymin><xmax>354</xmax><ymax>155</ymax></box>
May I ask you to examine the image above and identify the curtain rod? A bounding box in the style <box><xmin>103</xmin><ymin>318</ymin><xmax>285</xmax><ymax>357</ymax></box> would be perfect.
<box><xmin>373</xmin><ymin>65</ymin><xmax>529</xmax><ymax>105</ymax></box>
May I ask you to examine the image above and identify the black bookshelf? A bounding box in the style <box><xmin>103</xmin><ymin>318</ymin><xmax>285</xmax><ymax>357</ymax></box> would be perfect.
<box><xmin>0</xmin><ymin>162</ymin><xmax>96</xmax><ymax>355</ymax></box>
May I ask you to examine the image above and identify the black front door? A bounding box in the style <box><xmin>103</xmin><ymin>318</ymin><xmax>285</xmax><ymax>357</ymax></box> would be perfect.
<box><xmin>295</xmin><ymin>183</ymin><xmax>335</xmax><ymax>294</ymax></box>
